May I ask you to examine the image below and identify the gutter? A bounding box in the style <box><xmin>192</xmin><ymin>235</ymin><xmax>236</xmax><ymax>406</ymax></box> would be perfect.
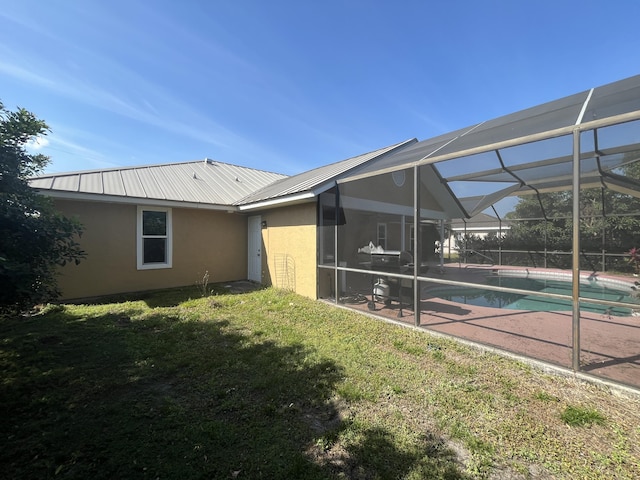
<box><xmin>36</xmin><ymin>190</ymin><xmax>239</xmax><ymax>212</ymax></box>
<box><xmin>237</xmin><ymin>192</ymin><xmax>316</xmax><ymax>211</ymax></box>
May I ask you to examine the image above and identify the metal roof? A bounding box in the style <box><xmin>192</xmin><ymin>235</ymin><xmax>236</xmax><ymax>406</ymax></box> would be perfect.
<box><xmin>235</xmin><ymin>139</ymin><xmax>416</xmax><ymax>209</ymax></box>
<box><xmin>30</xmin><ymin>141</ymin><xmax>417</xmax><ymax>211</ymax></box>
<box><xmin>29</xmin><ymin>159</ymin><xmax>287</xmax><ymax>208</ymax></box>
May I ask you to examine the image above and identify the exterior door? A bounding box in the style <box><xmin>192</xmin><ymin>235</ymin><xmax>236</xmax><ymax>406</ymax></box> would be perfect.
<box><xmin>247</xmin><ymin>215</ymin><xmax>262</xmax><ymax>283</ymax></box>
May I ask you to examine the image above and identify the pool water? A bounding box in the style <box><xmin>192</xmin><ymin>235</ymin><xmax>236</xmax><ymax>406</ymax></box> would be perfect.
<box><xmin>436</xmin><ymin>276</ymin><xmax>640</xmax><ymax>316</ymax></box>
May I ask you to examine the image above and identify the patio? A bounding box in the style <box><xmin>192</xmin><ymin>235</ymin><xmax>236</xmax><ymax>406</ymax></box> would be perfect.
<box><xmin>337</xmin><ymin>265</ymin><xmax>640</xmax><ymax>389</ymax></box>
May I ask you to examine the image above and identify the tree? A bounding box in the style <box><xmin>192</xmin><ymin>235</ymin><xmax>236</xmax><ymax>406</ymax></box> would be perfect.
<box><xmin>0</xmin><ymin>102</ymin><xmax>85</xmax><ymax>314</ymax></box>
<box><xmin>497</xmin><ymin>158</ymin><xmax>640</xmax><ymax>270</ymax></box>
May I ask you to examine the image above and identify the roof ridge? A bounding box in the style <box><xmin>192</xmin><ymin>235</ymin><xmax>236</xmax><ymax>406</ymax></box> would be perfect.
<box><xmin>197</xmin><ymin>158</ymin><xmax>288</xmax><ymax>178</ymax></box>
<box><xmin>31</xmin><ymin>158</ymin><xmax>288</xmax><ymax>180</ymax></box>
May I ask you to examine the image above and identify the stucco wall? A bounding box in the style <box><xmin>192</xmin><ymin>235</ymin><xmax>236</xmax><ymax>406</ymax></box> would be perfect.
<box><xmin>260</xmin><ymin>202</ymin><xmax>317</xmax><ymax>299</ymax></box>
<box><xmin>54</xmin><ymin>199</ymin><xmax>247</xmax><ymax>300</ymax></box>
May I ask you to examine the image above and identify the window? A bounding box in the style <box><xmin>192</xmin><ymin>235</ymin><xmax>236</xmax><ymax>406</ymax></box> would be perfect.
<box><xmin>377</xmin><ymin>222</ymin><xmax>387</xmax><ymax>250</ymax></box>
<box><xmin>137</xmin><ymin>206</ymin><xmax>172</xmax><ymax>269</ymax></box>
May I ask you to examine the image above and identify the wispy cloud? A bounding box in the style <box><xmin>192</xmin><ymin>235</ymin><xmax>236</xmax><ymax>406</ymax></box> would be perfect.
<box><xmin>38</xmin><ymin>127</ymin><xmax>122</xmax><ymax>173</ymax></box>
<box><xmin>0</xmin><ymin>31</ymin><xmax>255</xmax><ymax>152</ymax></box>
<box><xmin>0</xmin><ymin>59</ymin><xmax>58</xmax><ymax>91</ymax></box>
<box><xmin>0</xmin><ymin>2</ymin><xmax>363</xmax><ymax>174</ymax></box>
<box><xmin>25</xmin><ymin>135</ymin><xmax>49</xmax><ymax>151</ymax></box>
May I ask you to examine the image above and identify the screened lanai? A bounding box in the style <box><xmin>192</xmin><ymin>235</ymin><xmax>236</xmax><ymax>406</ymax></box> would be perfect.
<box><xmin>318</xmin><ymin>74</ymin><xmax>640</xmax><ymax>391</ymax></box>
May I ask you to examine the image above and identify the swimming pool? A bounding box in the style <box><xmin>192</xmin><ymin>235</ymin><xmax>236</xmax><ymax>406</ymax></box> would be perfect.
<box><xmin>433</xmin><ymin>274</ymin><xmax>640</xmax><ymax>316</ymax></box>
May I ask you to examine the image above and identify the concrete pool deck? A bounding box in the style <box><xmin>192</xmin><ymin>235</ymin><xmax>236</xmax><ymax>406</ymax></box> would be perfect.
<box><xmin>343</xmin><ymin>264</ymin><xmax>640</xmax><ymax>390</ymax></box>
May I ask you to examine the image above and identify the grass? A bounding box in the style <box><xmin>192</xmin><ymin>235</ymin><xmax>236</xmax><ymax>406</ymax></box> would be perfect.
<box><xmin>1</xmin><ymin>286</ymin><xmax>639</xmax><ymax>479</ymax></box>
<box><xmin>560</xmin><ymin>405</ymin><xmax>606</xmax><ymax>427</ymax></box>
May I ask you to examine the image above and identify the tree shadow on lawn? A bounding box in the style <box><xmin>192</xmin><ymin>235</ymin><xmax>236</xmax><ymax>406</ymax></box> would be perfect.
<box><xmin>0</xmin><ymin>304</ymin><xmax>469</xmax><ymax>479</ymax></box>
<box><xmin>79</xmin><ymin>281</ymin><xmax>263</xmax><ymax>309</ymax></box>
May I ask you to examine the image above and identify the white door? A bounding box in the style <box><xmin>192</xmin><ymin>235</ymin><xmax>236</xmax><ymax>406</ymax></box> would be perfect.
<box><xmin>247</xmin><ymin>215</ymin><xmax>262</xmax><ymax>283</ymax></box>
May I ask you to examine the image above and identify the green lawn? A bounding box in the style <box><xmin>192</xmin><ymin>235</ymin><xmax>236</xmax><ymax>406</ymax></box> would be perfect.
<box><xmin>1</xmin><ymin>286</ymin><xmax>639</xmax><ymax>479</ymax></box>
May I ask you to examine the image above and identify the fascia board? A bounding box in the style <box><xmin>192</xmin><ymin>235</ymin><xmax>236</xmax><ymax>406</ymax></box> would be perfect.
<box><xmin>237</xmin><ymin>192</ymin><xmax>316</xmax><ymax>211</ymax></box>
<box><xmin>36</xmin><ymin>190</ymin><xmax>238</xmax><ymax>212</ymax></box>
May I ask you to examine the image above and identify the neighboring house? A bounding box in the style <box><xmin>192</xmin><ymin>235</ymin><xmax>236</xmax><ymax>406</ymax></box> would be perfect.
<box><xmin>442</xmin><ymin>213</ymin><xmax>511</xmax><ymax>255</ymax></box>
<box><xmin>29</xmin><ymin>140</ymin><xmax>416</xmax><ymax>300</ymax></box>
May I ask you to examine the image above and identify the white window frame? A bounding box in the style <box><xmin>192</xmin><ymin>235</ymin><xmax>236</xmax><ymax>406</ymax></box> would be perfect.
<box><xmin>137</xmin><ymin>206</ymin><xmax>173</xmax><ymax>270</ymax></box>
<box><xmin>377</xmin><ymin>222</ymin><xmax>387</xmax><ymax>250</ymax></box>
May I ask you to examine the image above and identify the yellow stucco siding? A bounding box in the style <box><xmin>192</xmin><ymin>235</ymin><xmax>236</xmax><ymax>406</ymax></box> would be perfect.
<box><xmin>260</xmin><ymin>202</ymin><xmax>317</xmax><ymax>299</ymax></box>
<box><xmin>172</xmin><ymin>208</ymin><xmax>248</xmax><ymax>284</ymax></box>
<box><xmin>53</xmin><ymin>199</ymin><xmax>247</xmax><ymax>300</ymax></box>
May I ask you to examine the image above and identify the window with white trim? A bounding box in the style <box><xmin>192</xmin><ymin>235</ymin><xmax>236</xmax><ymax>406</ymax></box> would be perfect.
<box><xmin>137</xmin><ymin>206</ymin><xmax>172</xmax><ymax>269</ymax></box>
<box><xmin>377</xmin><ymin>222</ymin><xmax>387</xmax><ymax>250</ymax></box>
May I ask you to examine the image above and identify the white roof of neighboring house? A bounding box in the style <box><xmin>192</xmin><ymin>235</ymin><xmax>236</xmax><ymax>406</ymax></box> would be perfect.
<box><xmin>449</xmin><ymin>212</ymin><xmax>511</xmax><ymax>231</ymax></box>
<box><xmin>29</xmin><ymin>159</ymin><xmax>287</xmax><ymax>209</ymax></box>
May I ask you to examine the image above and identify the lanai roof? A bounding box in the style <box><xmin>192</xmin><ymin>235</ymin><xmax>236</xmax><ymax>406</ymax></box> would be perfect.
<box><xmin>341</xmin><ymin>74</ymin><xmax>640</xmax><ymax>218</ymax></box>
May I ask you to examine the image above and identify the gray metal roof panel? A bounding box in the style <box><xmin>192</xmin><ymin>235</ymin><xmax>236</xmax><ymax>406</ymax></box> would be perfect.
<box><xmin>28</xmin><ymin>176</ymin><xmax>53</xmax><ymax>190</ymax></box>
<box><xmin>120</xmin><ymin>169</ymin><xmax>147</xmax><ymax>198</ymax></box>
<box><xmin>135</xmin><ymin>168</ymin><xmax>166</xmax><ymax>199</ymax></box>
<box><xmin>236</xmin><ymin>139</ymin><xmax>416</xmax><ymax>205</ymax></box>
<box><xmin>79</xmin><ymin>172</ymin><xmax>103</xmax><ymax>194</ymax></box>
<box><xmin>172</xmin><ymin>164</ymin><xmax>223</xmax><ymax>203</ymax></box>
<box><xmin>152</xmin><ymin>166</ymin><xmax>188</xmax><ymax>201</ymax></box>
<box><xmin>30</xmin><ymin>160</ymin><xmax>287</xmax><ymax>206</ymax></box>
<box><xmin>102</xmin><ymin>170</ymin><xmax>126</xmax><ymax>196</ymax></box>
<box><xmin>52</xmin><ymin>174</ymin><xmax>80</xmax><ymax>192</ymax></box>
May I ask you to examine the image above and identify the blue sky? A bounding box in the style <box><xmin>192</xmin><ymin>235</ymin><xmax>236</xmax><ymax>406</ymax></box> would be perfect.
<box><xmin>2</xmin><ymin>0</ymin><xmax>640</xmax><ymax>176</ymax></box>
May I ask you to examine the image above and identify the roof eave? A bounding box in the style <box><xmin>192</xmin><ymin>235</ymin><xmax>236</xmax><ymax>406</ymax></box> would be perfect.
<box><xmin>36</xmin><ymin>189</ymin><xmax>239</xmax><ymax>212</ymax></box>
<box><xmin>237</xmin><ymin>192</ymin><xmax>316</xmax><ymax>211</ymax></box>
